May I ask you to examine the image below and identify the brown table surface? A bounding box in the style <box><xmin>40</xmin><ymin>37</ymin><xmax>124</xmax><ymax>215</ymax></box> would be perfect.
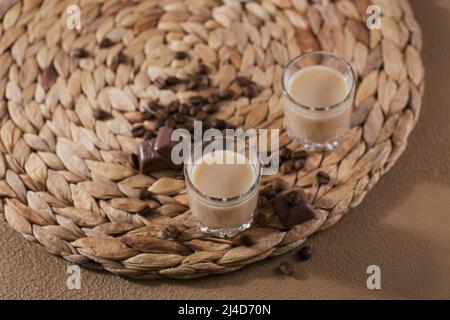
<box><xmin>1</xmin><ymin>0</ymin><xmax>449</xmax><ymax>300</ymax></box>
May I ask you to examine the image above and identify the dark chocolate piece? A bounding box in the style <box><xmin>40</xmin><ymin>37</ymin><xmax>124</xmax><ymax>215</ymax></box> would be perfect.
<box><xmin>138</xmin><ymin>139</ymin><xmax>171</xmax><ymax>174</ymax></box>
<box><xmin>154</xmin><ymin>126</ymin><xmax>177</xmax><ymax>161</ymax></box>
<box><xmin>272</xmin><ymin>188</ymin><xmax>315</xmax><ymax>228</ymax></box>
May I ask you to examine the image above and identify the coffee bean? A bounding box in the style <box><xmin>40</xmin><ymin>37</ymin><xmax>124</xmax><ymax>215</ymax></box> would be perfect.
<box><xmin>174</xmin><ymin>51</ymin><xmax>189</xmax><ymax>60</ymax></box>
<box><xmin>168</xmin><ymin>101</ymin><xmax>179</xmax><ymax>113</ymax></box>
<box><xmin>292</xmin><ymin>150</ymin><xmax>308</xmax><ymax>160</ymax></box>
<box><xmin>189</xmin><ymin>106</ymin><xmax>199</xmax><ymax>116</ymax></box>
<box><xmin>278</xmin><ymin>261</ymin><xmax>294</xmax><ymax>276</ymax></box>
<box><xmin>272</xmin><ymin>178</ymin><xmax>287</xmax><ymax>193</ymax></box>
<box><xmin>280</xmin><ymin>148</ymin><xmax>291</xmax><ymax>161</ymax></box>
<box><xmin>99</xmin><ymin>38</ymin><xmax>114</xmax><ymax>48</ymax></box>
<box><xmin>93</xmin><ymin>109</ymin><xmax>112</xmax><ymax>121</ymax></box>
<box><xmin>219</xmin><ymin>89</ymin><xmax>235</xmax><ymax>100</ymax></box>
<box><xmin>236</xmin><ymin>76</ymin><xmax>252</xmax><ymax>86</ymax></box>
<box><xmin>203</xmin><ymin>104</ymin><xmax>218</xmax><ymax>114</ymax></box>
<box><xmin>155</xmin><ymin>109</ymin><xmax>168</xmax><ymax>120</ymax></box>
<box><xmin>131</xmin><ymin>125</ymin><xmax>145</xmax><ymax>137</ymax></box>
<box><xmin>294</xmin><ymin>158</ymin><xmax>306</xmax><ymax>171</ymax></box>
<box><xmin>196</xmin><ymin>111</ymin><xmax>208</xmax><ymax>121</ymax></box>
<box><xmin>208</xmin><ymin>92</ymin><xmax>220</xmax><ymax>104</ymax></box>
<box><xmin>189</xmin><ymin>95</ymin><xmax>208</xmax><ymax>106</ymax></box>
<box><xmin>286</xmin><ymin>191</ymin><xmax>301</xmax><ymax>206</ymax></box>
<box><xmin>129</xmin><ymin>153</ymin><xmax>139</xmax><ymax>170</ymax></box>
<box><xmin>253</xmin><ymin>211</ymin><xmax>267</xmax><ymax>225</ymax></box>
<box><xmin>165</xmin><ymin>118</ymin><xmax>176</xmax><ymax>128</ymax></box>
<box><xmin>242</xmin><ymin>84</ymin><xmax>258</xmax><ymax>99</ymax></box>
<box><xmin>137</xmin><ymin>205</ymin><xmax>152</xmax><ymax>217</ymax></box>
<box><xmin>155</xmin><ymin>119</ymin><xmax>165</xmax><ymax>130</ymax></box>
<box><xmin>143</xmin><ymin>131</ymin><xmax>155</xmax><ymax>140</ymax></box>
<box><xmin>173</xmin><ymin>114</ymin><xmax>186</xmax><ymax>124</ymax></box>
<box><xmin>261</xmin><ymin>187</ymin><xmax>277</xmax><ymax>199</ymax></box>
<box><xmin>138</xmin><ymin>189</ymin><xmax>153</xmax><ymax>200</ymax></box>
<box><xmin>142</xmin><ymin>111</ymin><xmax>155</xmax><ymax>121</ymax></box>
<box><xmin>163</xmin><ymin>225</ymin><xmax>179</xmax><ymax>239</ymax></box>
<box><xmin>298</xmin><ymin>246</ymin><xmax>312</xmax><ymax>261</ymax></box>
<box><xmin>72</xmin><ymin>48</ymin><xmax>90</xmax><ymax>58</ymax></box>
<box><xmin>280</xmin><ymin>162</ymin><xmax>293</xmax><ymax>174</ymax></box>
<box><xmin>148</xmin><ymin>101</ymin><xmax>161</xmax><ymax>112</ymax></box>
<box><xmin>154</xmin><ymin>77</ymin><xmax>166</xmax><ymax>89</ymax></box>
<box><xmin>239</xmin><ymin>234</ymin><xmax>255</xmax><ymax>247</ymax></box>
<box><xmin>316</xmin><ymin>171</ymin><xmax>331</xmax><ymax>184</ymax></box>
<box><xmin>209</xmin><ymin>119</ymin><xmax>226</xmax><ymax>130</ymax></box>
<box><xmin>258</xmin><ymin>195</ymin><xmax>268</xmax><ymax>207</ymax></box>
<box><xmin>165</xmin><ymin>76</ymin><xmax>182</xmax><ymax>87</ymax></box>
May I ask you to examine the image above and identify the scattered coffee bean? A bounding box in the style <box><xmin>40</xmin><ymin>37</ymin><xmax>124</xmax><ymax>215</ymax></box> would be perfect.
<box><xmin>272</xmin><ymin>178</ymin><xmax>287</xmax><ymax>193</ymax></box>
<box><xmin>142</xmin><ymin>111</ymin><xmax>155</xmax><ymax>121</ymax></box>
<box><xmin>209</xmin><ymin>119</ymin><xmax>227</xmax><ymax>130</ymax></box>
<box><xmin>253</xmin><ymin>211</ymin><xmax>267</xmax><ymax>225</ymax></box>
<box><xmin>72</xmin><ymin>48</ymin><xmax>90</xmax><ymax>58</ymax></box>
<box><xmin>203</xmin><ymin>104</ymin><xmax>218</xmax><ymax>114</ymax></box>
<box><xmin>294</xmin><ymin>158</ymin><xmax>306</xmax><ymax>170</ymax></box>
<box><xmin>129</xmin><ymin>153</ymin><xmax>139</xmax><ymax>170</ymax></box>
<box><xmin>219</xmin><ymin>89</ymin><xmax>235</xmax><ymax>100</ymax></box>
<box><xmin>165</xmin><ymin>76</ymin><xmax>182</xmax><ymax>87</ymax></box>
<box><xmin>137</xmin><ymin>205</ymin><xmax>152</xmax><ymax>217</ymax></box>
<box><xmin>131</xmin><ymin>125</ymin><xmax>145</xmax><ymax>137</ymax></box>
<box><xmin>138</xmin><ymin>189</ymin><xmax>152</xmax><ymax>200</ymax></box>
<box><xmin>155</xmin><ymin>109</ymin><xmax>168</xmax><ymax>120</ymax></box>
<box><xmin>93</xmin><ymin>109</ymin><xmax>112</xmax><ymax>121</ymax></box>
<box><xmin>280</xmin><ymin>148</ymin><xmax>291</xmax><ymax>161</ymax></box>
<box><xmin>189</xmin><ymin>95</ymin><xmax>208</xmax><ymax>106</ymax></box>
<box><xmin>292</xmin><ymin>150</ymin><xmax>308</xmax><ymax>160</ymax></box>
<box><xmin>165</xmin><ymin>118</ymin><xmax>176</xmax><ymax>128</ymax></box>
<box><xmin>298</xmin><ymin>246</ymin><xmax>312</xmax><ymax>261</ymax></box>
<box><xmin>154</xmin><ymin>77</ymin><xmax>166</xmax><ymax>89</ymax></box>
<box><xmin>196</xmin><ymin>111</ymin><xmax>208</xmax><ymax>121</ymax></box>
<box><xmin>189</xmin><ymin>106</ymin><xmax>199</xmax><ymax>116</ymax></box>
<box><xmin>173</xmin><ymin>113</ymin><xmax>186</xmax><ymax>124</ymax></box>
<box><xmin>239</xmin><ymin>234</ymin><xmax>255</xmax><ymax>247</ymax></box>
<box><xmin>280</xmin><ymin>162</ymin><xmax>293</xmax><ymax>174</ymax></box>
<box><xmin>260</xmin><ymin>187</ymin><xmax>277</xmax><ymax>200</ymax></box>
<box><xmin>163</xmin><ymin>225</ymin><xmax>179</xmax><ymax>239</ymax></box>
<box><xmin>167</xmin><ymin>101</ymin><xmax>179</xmax><ymax>113</ymax></box>
<box><xmin>242</xmin><ymin>83</ymin><xmax>258</xmax><ymax>99</ymax></box>
<box><xmin>258</xmin><ymin>195</ymin><xmax>268</xmax><ymax>207</ymax></box>
<box><xmin>99</xmin><ymin>38</ymin><xmax>114</xmax><ymax>48</ymax></box>
<box><xmin>316</xmin><ymin>171</ymin><xmax>331</xmax><ymax>184</ymax></box>
<box><xmin>178</xmin><ymin>104</ymin><xmax>190</xmax><ymax>115</ymax></box>
<box><xmin>278</xmin><ymin>261</ymin><xmax>294</xmax><ymax>276</ymax></box>
<box><xmin>174</xmin><ymin>51</ymin><xmax>189</xmax><ymax>60</ymax></box>
<box><xmin>208</xmin><ymin>92</ymin><xmax>220</xmax><ymax>103</ymax></box>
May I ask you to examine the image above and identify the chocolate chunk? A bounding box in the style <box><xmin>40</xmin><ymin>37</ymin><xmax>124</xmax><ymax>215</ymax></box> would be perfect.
<box><xmin>239</xmin><ymin>234</ymin><xmax>255</xmax><ymax>247</ymax></box>
<box><xmin>154</xmin><ymin>127</ymin><xmax>176</xmax><ymax>161</ymax></box>
<box><xmin>272</xmin><ymin>188</ymin><xmax>315</xmax><ymax>228</ymax></box>
<box><xmin>316</xmin><ymin>171</ymin><xmax>330</xmax><ymax>184</ymax></box>
<box><xmin>163</xmin><ymin>225</ymin><xmax>179</xmax><ymax>239</ymax></box>
<box><xmin>278</xmin><ymin>261</ymin><xmax>294</xmax><ymax>276</ymax></box>
<box><xmin>137</xmin><ymin>205</ymin><xmax>152</xmax><ymax>217</ymax></box>
<box><xmin>272</xmin><ymin>178</ymin><xmax>287</xmax><ymax>193</ymax></box>
<box><xmin>138</xmin><ymin>139</ymin><xmax>172</xmax><ymax>173</ymax></box>
<box><xmin>260</xmin><ymin>187</ymin><xmax>276</xmax><ymax>200</ymax></box>
<box><xmin>131</xmin><ymin>125</ymin><xmax>145</xmax><ymax>137</ymax></box>
<box><xmin>93</xmin><ymin>109</ymin><xmax>112</xmax><ymax>121</ymax></box>
<box><xmin>298</xmin><ymin>246</ymin><xmax>312</xmax><ymax>261</ymax></box>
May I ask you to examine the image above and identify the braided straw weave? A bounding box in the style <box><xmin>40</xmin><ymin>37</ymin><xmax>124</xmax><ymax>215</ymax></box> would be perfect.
<box><xmin>0</xmin><ymin>0</ymin><xmax>424</xmax><ymax>279</ymax></box>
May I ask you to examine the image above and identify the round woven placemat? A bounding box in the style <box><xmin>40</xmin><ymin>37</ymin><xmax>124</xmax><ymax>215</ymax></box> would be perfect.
<box><xmin>0</xmin><ymin>0</ymin><xmax>424</xmax><ymax>279</ymax></box>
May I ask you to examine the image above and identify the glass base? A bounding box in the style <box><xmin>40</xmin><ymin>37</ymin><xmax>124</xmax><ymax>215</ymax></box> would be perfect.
<box><xmin>286</xmin><ymin>129</ymin><xmax>340</xmax><ymax>152</ymax></box>
<box><xmin>200</xmin><ymin>223</ymin><xmax>251</xmax><ymax>238</ymax></box>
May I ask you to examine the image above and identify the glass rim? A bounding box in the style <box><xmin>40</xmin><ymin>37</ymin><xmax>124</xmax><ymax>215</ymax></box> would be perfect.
<box><xmin>183</xmin><ymin>136</ymin><xmax>262</xmax><ymax>204</ymax></box>
<box><xmin>282</xmin><ymin>51</ymin><xmax>356</xmax><ymax>112</ymax></box>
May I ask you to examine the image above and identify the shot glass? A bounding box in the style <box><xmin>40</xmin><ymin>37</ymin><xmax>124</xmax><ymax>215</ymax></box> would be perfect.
<box><xmin>282</xmin><ymin>51</ymin><xmax>356</xmax><ymax>151</ymax></box>
<box><xmin>184</xmin><ymin>136</ymin><xmax>261</xmax><ymax>238</ymax></box>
